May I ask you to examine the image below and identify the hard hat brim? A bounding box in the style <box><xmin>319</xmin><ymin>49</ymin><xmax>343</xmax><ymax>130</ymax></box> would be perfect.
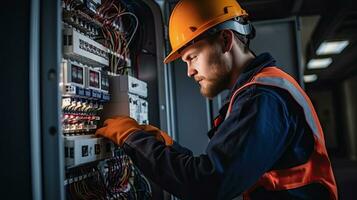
<box><xmin>164</xmin><ymin>49</ymin><xmax>181</xmax><ymax>64</ymax></box>
<box><xmin>163</xmin><ymin>26</ymin><xmax>210</xmax><ymax>64</ymax></box>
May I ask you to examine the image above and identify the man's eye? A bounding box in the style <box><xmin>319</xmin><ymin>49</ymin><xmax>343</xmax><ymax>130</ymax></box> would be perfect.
<box><xmin>190</xmin><ymin>56</ymin><xmax>197</xmax><ymax>60</ymax></box>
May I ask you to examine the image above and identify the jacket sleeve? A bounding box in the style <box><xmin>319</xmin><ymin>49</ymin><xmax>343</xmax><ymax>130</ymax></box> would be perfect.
<box><xmin>122</xmin><ymin>86</ymin><xmax>294</xmax><ymax>200</ymax></box>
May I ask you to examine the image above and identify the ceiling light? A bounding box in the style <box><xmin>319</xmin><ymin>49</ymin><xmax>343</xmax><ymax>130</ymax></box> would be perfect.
<box><xmin>304</xmin><ymin>74</ymin><xmax>318</xmax><ymax>83</ymax></box>
<box><xmin>307</xmin><ymin>58</ymin><xmax>332</xmax><ymax>69</ymax></box>
<box><xmin>316</xmin><ymin>40</ymin><xmax>349</xmax><ymax>55</ymax></box>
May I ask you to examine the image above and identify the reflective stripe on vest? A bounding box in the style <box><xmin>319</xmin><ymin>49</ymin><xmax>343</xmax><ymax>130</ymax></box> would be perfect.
<box><xmin>225</xmin><ymin>67</ymin><xmax>337</xmax><ymax>200</ymax></box>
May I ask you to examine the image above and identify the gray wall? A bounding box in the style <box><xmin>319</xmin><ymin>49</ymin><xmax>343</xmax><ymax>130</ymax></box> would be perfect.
<box><xmin>170</xmin><ymin>60</ymin><xmax>210</xmax><ymax>155</ymax></box>
<box><xmin>250</xmin><ymin>18</ymin><xmax>303</xmax><ymax>83</ymax></box>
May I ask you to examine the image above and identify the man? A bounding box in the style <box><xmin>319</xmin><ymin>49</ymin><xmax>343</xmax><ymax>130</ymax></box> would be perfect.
<box><xmin>96</xmin><ymin>0</ymin><xmax>338</xmax><ymax>199</ymax></box>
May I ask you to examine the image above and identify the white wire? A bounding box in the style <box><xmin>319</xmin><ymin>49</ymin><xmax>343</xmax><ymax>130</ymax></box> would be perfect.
<box><xmin>116</xmin><ymin>12</ymin><xmax>139</xmax><ymax>50</ymax></box>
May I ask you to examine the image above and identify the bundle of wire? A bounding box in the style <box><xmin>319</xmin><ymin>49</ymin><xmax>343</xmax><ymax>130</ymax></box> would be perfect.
<box><xmin>66</xmin><ymin>152</ymin><xmax>151</xmax><ymax>200</ymax></box>
<box><xmin>95</xmin><ymin>0</ymin><xmax>139</xmax><ymax>75</ymax></box>
<box><xmin>66</xmin><ymin>165</ymin><xmax>107</xmax><ymax>199</ymax></box>
<box><xmin>62</xmin><ymin>0</ymin><xmax>139</xmax><ymax>75</ymax></box>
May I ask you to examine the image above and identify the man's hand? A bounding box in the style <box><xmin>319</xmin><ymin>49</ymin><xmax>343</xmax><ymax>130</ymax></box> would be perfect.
<box><xmin>96</xmin><ymin>116</ymin><xmax>173</xmax><ymax>146</ymax></box>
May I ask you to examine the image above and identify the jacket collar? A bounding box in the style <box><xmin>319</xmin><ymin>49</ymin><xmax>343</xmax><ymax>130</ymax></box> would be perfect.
<box><xmin>218</xmin><ymin>53</ymin><xmax>276</xmax><ymax>116</ymax></box>
<box><xmin>224</xmin><ymin>53</ymin><xmax>276</xmax><ymax>104</ymax></box>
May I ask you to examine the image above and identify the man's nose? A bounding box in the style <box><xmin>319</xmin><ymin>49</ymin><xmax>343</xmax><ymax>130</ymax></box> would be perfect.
<box><xmin>187</xmin><ymin>63</ymin><xmax>198</xmax><ymax>78</ymax></box>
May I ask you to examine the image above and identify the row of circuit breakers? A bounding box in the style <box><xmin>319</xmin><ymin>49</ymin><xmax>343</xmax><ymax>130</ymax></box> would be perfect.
<box><xmin>61</xmin><ymin>27</ymin><xmax>148</xmax><ymax>167</ymax></box>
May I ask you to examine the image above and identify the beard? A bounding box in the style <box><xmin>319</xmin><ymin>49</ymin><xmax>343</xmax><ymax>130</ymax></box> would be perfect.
<box><xmin>198</xmin><ymin>70</ymin><xmax>231</xmax><ymax>99</ymax></box>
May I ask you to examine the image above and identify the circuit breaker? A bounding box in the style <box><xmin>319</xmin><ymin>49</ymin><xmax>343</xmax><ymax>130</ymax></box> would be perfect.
<box><xmin>64</xmin><ymin>136</ymin><xmax>114</xmax><ymax>167</ymax></box>
<box><xmin>63</xmin><ymin>27</ymin><xmax>109</xmax><ymax>66</ymax></box>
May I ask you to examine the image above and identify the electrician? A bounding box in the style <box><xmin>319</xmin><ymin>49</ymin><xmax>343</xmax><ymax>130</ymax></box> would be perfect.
<box><xmin>96</xmin><ymin>0</ymin><xmax>338</xmax><ymax>199</ymax></box>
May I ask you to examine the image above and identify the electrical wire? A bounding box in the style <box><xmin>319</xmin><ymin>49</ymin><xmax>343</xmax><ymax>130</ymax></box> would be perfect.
<box><xmin>66</xmin><ymin>152</ymin><xmax>152</xmax><ymax>199</ymax></box>
<box><xmin>116</xmin><ymin>12</ymin><xmax>139</xmax><ymax>51</ymax></box>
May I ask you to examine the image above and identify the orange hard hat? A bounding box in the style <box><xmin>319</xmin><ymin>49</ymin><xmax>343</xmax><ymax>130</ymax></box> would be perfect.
<box><xmin>164</xmin><ymin>0</ymin><xmax>251</xmax><ymax>64</ymax></box>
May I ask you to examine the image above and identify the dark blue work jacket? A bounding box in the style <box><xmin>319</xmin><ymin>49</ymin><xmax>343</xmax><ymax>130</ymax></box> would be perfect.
<box><xmin>123</xmin><ymin>53</ymin><xmax>330</xmax><ymax>199</ymax></box>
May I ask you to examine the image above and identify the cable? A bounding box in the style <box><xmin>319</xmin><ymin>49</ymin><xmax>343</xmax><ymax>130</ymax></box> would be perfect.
<box><xmin>116</xmin><ymin>12</ymin><xmax>139</xmax><ymax>51</ymax></box>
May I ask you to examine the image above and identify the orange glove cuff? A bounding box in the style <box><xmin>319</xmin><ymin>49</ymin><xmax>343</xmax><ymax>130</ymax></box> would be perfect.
<box><xmin>141</xmin><ymin>125</ymin><xmax>173</xmax><ymax>146</ymax></box>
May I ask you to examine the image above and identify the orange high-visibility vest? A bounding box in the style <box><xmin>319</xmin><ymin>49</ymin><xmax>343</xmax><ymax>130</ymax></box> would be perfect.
<box><xmin>224</xmin><ymin>67</ymin><xmax>338</xmax><ymax>200</ymax></box>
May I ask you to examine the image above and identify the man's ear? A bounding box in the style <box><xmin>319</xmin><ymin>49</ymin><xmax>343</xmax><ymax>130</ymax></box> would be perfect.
<box><xmin>221</xmin><ymin>29</ymin><xmax>234</xmax><ymax>53</ymax></box>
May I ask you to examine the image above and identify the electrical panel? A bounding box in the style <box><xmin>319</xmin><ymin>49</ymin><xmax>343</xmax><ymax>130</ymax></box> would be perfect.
<box><xmin>60</xmin><ymin>0</ymin><xmax>153</xmax><ymax>199</ymax></box>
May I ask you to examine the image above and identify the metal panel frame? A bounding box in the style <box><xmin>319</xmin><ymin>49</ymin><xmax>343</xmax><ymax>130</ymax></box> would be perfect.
<box><xmin>30</xmin><ymin>0</ymin><xmax>42</xmax><ymax>199</ymax></box>
<box><xmin>40</xmin><ymin>0</ymin><xmax>65</xmax><ymax>199</ymax></box>
<box><xmin>159</xmin><ymin>0</ymin><xmax>178</xmax><ymax>140</ymax></box>
<box><xmin>30</xmin><ymin>0</ymin><xmax>171</xmax><ymax>199</ymax></box>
